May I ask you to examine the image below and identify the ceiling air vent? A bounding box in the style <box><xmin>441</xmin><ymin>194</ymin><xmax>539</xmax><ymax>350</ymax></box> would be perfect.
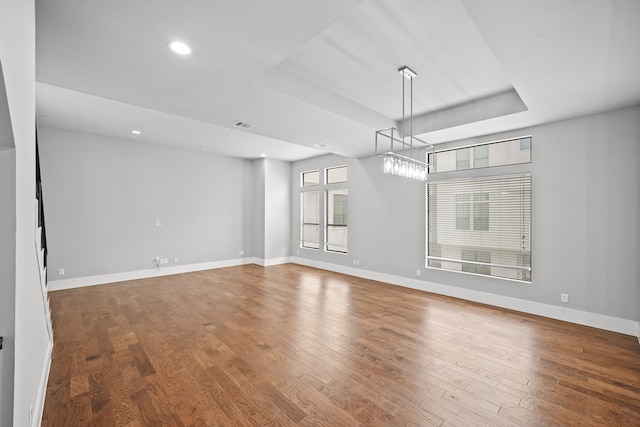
<box><xmin>233</xmin><ymin>121</ymin><xmax>252</xmax><ymax>128</ymax></box>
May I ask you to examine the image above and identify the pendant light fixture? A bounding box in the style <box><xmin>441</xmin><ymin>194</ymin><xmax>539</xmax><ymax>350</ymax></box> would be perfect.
<box><xmin>375</xmin><ymin>66</ymin><xmax>434</xmax><ymax>181</ymax></box>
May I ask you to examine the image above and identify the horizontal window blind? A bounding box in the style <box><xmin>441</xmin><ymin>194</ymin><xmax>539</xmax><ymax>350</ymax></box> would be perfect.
<box><xmin>427</xmin><ymin>173</ymin><xmax>531</xmax><ymax>281</ymax></box>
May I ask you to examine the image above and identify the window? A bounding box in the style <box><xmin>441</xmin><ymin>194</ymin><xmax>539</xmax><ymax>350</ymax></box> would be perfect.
<box><xmin>455</xmin><ymin>194</ymin><xmax>470</xmax><ymax>230</ymax></box>
<box><xmin>326</xmin><ymin>189</ymin><xmax>347</xmax><ymax>253</ymax></box>
<box><xmin>302</xmin><ymin>170</ymin><xmax>320</xmax><ymax>187</ymax></box>
<box><xmin>299</xmin><ymin>165</ymin><xmax>349</xmax><ymax>253</ymax></box>
<box><xmin>456</xmin><ymin>148</ymin><xmax>470</xmax><ymax>170</ymax></box>
<box><xmin>429</xmin><ymin>136</ymin><xmax>532</xmax><ymax>173</ymax></box>
<box><xmin>456</xmin><ymin>193</ymin><xmax>489</xmax><ymax>231</ymax></box>
<box><xmin>427</xmin><ymin>174</ymin><xmax>532</xmax><ymax>281</ymax></box>
<box><xmin>301</xmin><ymin>191</ymin><xmax>319</xmax><ymax>249</ymax></box>
<box><xmin>326</xmin><ymin>166</ymin><xmax>347</xmax><ymax>184</ymax></box>
<box><xmin>473</xmin><ymin>193</ymin><xmax>489</xmax><ymax>231</ymax></box>
<box><xmin>473</xmin><ymin>145</ymin><xmax>489</xmax><ymax>168</ymax></box>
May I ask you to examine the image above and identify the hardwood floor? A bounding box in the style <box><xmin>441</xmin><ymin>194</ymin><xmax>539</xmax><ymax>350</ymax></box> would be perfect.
<box><xmin>42</xmin><ymin>264</ymin><xmax>640</xmax><ymax>426</ymax></box>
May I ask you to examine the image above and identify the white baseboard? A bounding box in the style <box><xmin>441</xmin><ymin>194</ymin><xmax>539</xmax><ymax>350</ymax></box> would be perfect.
<box><xmin>252</xmin><ymin>256</ymin><xmax>291</xmax><ymax>267</ymax></box>
<box><xmin>33</xmin><ymin>340</ymin><xmax>53</xmax><ymax>427</ymax></box>
<box><xmin>47</xmin><ymin>257</ymin><xmax>293</xmax><ymax>291</ymax></box>
<box><xmin>290</xmin><ymin>257</ymin><xmax>639</xmax><ymax>337</ymax></box>
<box><xmin>48</xmin><ymin>258</ymin><xmax>254</xmax><ymax>291</ymax></box>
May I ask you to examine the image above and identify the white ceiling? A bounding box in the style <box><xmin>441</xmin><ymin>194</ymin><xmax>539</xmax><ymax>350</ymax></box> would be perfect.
<box><xmin>35</xmin><ymin>0</ymin><xmax>640</xmax><ymax>161</ymax></box>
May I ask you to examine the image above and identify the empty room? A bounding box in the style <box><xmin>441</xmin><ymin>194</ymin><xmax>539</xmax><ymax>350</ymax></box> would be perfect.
<box><xmin>1</xmin><ymin>0</ymin><xmax>640</xmax><ymax>426</ymax></box>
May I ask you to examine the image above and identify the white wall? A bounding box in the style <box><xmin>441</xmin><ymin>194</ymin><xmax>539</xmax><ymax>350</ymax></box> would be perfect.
<box><xmin>1</xmin><ymin>0</ymin><xmax>52</xmax><ymax>425</ymax></box>
<box><xmin>38</xmin><ymin>127</ymin><xmax>255</xmax><ymax>280</ymax></box>
<box><xmin>249</xmin><ymin>158</ymin><xmax>292</xmax><ymax>264</ymax></box>
<box><xmin>251</xmin><ymin>159</ymin><xmax>266</xmax><ymax>260</ymax></box>
<box><xmin>264</xmin><ymin>159</ymin><xmax>291</xmax><ymax>262</ymax></box>
<box><xmin>291</xmin><ymin>106</ymin><xmax>640</xmax><ymax>333</ymax></box>
<box><xmin>0</xmin><ymin>148</ymin><xmax>16</xmax><ymax>426</ymax></box>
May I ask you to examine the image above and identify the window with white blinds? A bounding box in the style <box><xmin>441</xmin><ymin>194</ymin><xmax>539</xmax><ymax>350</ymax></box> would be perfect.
<box><xmin>427</xmin><ymin>173</ymin><xmax>532</xmax><ymax>281</ymax></box>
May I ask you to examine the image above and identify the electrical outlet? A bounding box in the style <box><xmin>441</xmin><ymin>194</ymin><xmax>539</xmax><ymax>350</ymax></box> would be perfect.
<box><xmin>238</xmin><ymin>250</ymin><xmax>244</xmax><ymax>256</ymax></box>
<box><xmin>174</xmin><ymin>257</ymin><xmax>179</xmax><ymax>263</ymax></box>
<box><xmin>155</xmin><ymin>218</ymin><xmax>164</xmax><ymax>227</ymax></box>
<box><xmin>561</xmin><ymin>293</ymin><xmax>569</xmax><ymax>303</ymax></box>
<box><xmin>58</xmin><ymin>268</ymin><xmax>65</xmax><ymax>276</ymax></box>
<box><xmin>416</xmin><ymin>269</ymin><xmax>421</xmax><ymax>277</ymax></box>
<box><xmin>160</xmin><ymin>258</ymin><xmax>169</xmax><ymax>265</ymax></box>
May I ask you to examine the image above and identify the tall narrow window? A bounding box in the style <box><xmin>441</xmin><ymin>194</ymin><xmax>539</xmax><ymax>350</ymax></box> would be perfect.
<box><xmin>301</xmin><ymin>191</ymin><xmax>320</xmax><ymax>249</ymax></box>
<box><xmin>427</xmin><ymin>174</ymin><xmax>531</xmax><ymax>281</ymax></box>
<box><xmin>326</xmin><ymin>189</ymin><xmax>347</xmax><ymax>253</ymax></box>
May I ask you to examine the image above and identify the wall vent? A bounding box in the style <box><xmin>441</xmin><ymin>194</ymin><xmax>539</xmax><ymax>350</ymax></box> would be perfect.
<box><xmin>233</xmin><ymin>121</ymin><xmax>252</xmax><ymax>128</ymax></box>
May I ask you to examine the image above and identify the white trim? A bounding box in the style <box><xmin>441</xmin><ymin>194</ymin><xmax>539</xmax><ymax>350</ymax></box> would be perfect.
<box><xmin>32</xmin><ymin>340</ymin><xmax>53</xmax><ymax>427</ymax></box>
<box><xmin>291</xmin><ymin>257</ymin><xmax>639</xmax><ymax>337</ymax></box>
<box><xmin>48</xmin><ymin>258</ymin><xmax>254</xmax><ymax>291</ymax></box>
<box><xmin>251</xmin><ymin>257</ymin><xmax>291</xmax><ymax>267</ymax></box>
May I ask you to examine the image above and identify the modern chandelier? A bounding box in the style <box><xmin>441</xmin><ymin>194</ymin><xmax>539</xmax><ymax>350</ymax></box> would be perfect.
<box><xmin>375</xmin><ymin>66</ymin><xmax>434</xmax><ymax>181</ymax></box>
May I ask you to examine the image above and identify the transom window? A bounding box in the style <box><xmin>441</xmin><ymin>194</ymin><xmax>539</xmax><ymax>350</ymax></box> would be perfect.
<box><xmin>429</xmin><ymin>136</ymin><xmax>531</xmax><ymax>173</ymax></box>
<box><xmin>326</xmin><ymin>166</ymin><xmax>347</xmax><ymax>184</ymax></box>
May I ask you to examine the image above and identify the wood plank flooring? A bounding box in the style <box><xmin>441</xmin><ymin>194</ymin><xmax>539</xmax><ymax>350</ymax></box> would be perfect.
<box><xmin>42</xmin><ymin>264</ymin><xmax>640</xmax><ymax>426</ymax></box>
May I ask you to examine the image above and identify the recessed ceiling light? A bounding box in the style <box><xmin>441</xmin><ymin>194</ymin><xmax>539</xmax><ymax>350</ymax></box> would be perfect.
<box><xmin>168</xmin><ymin>41</ymin><xmax>192</xmax><ymax>55</ymax></box>
<box><xmin>313</xmin><ymin>143</ymin><xmax>330</xmax><ymax>149</ymax></box>
<box><xmin>131</xmin><ymin>130</ymin><xmax>141</xmax><ymax>135</ymax></box>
